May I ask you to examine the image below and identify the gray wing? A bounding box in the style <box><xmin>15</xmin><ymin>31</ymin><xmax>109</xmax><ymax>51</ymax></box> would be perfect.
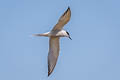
<box><xmin>48</xmin><ymin>37</ymin><xmax>60</xmax><ymax>76</ymax></box>
<box><xmin>52</xmin><ymin>7</ymin><xmax>71</xmax><ymax>31</ymax></box>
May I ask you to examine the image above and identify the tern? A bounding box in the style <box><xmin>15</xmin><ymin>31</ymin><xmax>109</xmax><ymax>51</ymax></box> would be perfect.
<box><xmin>33</xmin><ymin>7</ymin><xmax>71</xmax><ymax>76</ymax></box>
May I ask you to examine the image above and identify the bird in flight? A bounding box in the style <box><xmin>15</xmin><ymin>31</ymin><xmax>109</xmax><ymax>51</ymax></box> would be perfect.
<box><xmin>33</xmin><ymin>7</ymin><xmax>71</xmax><ymax>76</ymax></box>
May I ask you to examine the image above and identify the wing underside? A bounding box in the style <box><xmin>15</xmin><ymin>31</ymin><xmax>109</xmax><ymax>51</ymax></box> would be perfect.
<box><xmin>48</xmin><ymin>37</ymin><xmax>60</xmax><ymax>76</ymax></box>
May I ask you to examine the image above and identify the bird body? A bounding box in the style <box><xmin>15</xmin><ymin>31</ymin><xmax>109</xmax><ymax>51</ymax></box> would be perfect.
<box><xmin>33</xmin><ymin>7</ymin><xmax>71</xmax><ymax>76</ymax></box>
<box><xmin>34</xmin><ymin>30</ymin><xmax>69</xmax><ymax>37</ymax></box>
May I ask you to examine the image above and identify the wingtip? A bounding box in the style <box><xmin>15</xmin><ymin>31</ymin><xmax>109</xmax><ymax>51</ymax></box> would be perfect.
<box><xmin>67</xmin><ymin>6</ymin><xmax>71</xmax><ymax>13</ymax></box>
<box><xmin>65</xmin><ymin>6</ymin><xmax>70</xmax><ymax>13</ymax></box>
<box><xmin>48</xmin><ymin>64</ymin><xmax>51</xmax><ymax>77</ymax></box>
<box><xmin>68</xmin><ymin>6</ymin><xmax>70</xmax><ymax>9</ymax></box>
<box><xmin>68</xmin><ymin>6</ymin><xmax>70</xmax><ymax>10</ymax></box>
<box><xmin>48</xmin><ymin>71</ymin><xmax>51</xmax><ymax>77</ymax></box>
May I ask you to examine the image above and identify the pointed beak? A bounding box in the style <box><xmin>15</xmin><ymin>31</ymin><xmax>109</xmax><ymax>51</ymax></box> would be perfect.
<box><xmin>69</xmin><ymin>36</ymin><xmax>72</xmax><ymax>40</ymax></box>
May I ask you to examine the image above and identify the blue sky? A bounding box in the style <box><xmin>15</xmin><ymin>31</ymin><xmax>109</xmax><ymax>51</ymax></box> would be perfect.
<box><xmin>0</xmin><ymin>0</ymin><xmax>120</xmax><ymax>80</ymax></box>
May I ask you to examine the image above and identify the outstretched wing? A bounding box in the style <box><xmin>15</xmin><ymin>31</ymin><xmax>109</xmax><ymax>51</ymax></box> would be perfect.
<box><xmin>48</xmin><ymin>37</ymin><xmax>60</xmax><ymax>76</ymax></box>
<box><xmin>52</xmin><ymin>7</ymin><xmax>71</xmax><ymax>31</ymax></box>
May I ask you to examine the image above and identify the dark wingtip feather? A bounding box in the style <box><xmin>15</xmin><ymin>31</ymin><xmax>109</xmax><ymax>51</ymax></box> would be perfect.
<box><xmin>48</xmin><ymin>72</ymin><xmax>50</xmax><ymax>76</ymax></box>
<box><xmin>68</xmin><ymin>6</ymin><xmax>70</xmax><ymax>9</ymax></box>
<box><xmin>48</xmin><ymin>63</ymin><xmax>50</xmax><ymax>76</ymax></box>
<box><xmin>62</xmin><ymin>6</ymin><xmax>71</xmax><ymax>17</ymax></box>
<box><xmin>67</xmin><ymin>6</ymin><xmax>70</xmax><ymax>11</ymax></box>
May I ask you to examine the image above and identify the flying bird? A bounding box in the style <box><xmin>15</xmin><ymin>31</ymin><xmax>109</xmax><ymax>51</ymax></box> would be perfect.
<box><xmin>33</xmin><ymin>7</ymin><xmax>71</xmax><ymax>76</ymax></box>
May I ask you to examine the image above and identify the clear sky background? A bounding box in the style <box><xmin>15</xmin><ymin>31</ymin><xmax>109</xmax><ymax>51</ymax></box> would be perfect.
<box><xmin>0</xmin><ymin>0</ymin><xmax>120</xmax><ymax>80</ymax></box>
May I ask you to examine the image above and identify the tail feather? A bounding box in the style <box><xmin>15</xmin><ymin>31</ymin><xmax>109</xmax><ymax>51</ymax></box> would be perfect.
<box><xmin>32</xmin><ymin>34</ymin><xmax>42</xmax><ymax>36</ymax></box>
<box><xmin>32</xmin><ymin>33</ymin><xmax>49</xmax><ymax>37</ymax></box>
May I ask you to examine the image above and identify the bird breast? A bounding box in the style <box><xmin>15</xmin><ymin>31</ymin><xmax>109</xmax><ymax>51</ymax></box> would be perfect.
<box><xmin>50</xmin><ymin>30</ymin><xmax>67</xmax><ymax>37</ymax></box>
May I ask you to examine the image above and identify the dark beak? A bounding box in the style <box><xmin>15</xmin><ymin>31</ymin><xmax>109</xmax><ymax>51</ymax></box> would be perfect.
<box><xmin>69</xmin><ymin>36</ymin><xmax>72</xmax><ymax>40</ymax></box>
